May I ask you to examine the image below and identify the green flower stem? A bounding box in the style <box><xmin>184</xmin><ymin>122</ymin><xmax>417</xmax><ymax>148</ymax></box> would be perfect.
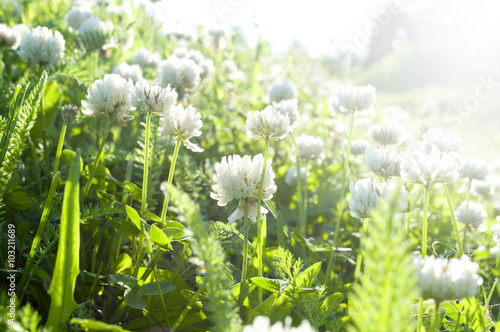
<box><xmin>463</xmin><ymin>179</ymin><xmax>472</xmax><ymax>253</ymax></box>
<box><xmin>140</xmin><ymin>112</ymin><xmax>152</xmax><ymax>218</ymax></box>
<box><xmin>303</xmin><ymin>161</ymin><xmax>309</xmax><ymax>235</ymax></box>
<box><xmin>53</xmin><ymin>122</ymin><xmax>67</xmax><ymax>174</ymax></box>
<box><xmin>443</xmin><ymin>183</ymin><xmax>464</xmax><ymax>256</ymax></box>
<box><xmin>81</xmin><ymin>120</ymin><xmax>111</xmax><ymax>204</ymax></box>
<box><xmin>160</xmin><ymin>138</ymin><xmax>182</xmax><ymax>224</ymax></box>
<box><xmin>417</xmin><ymin>298</ymin><xmax>423</xmax><ymax>332</ymax></box>
<box><xmin>256</xmin><ymin>139</ymin><xmax>270</xmax><ymax>304</ymax></box>
<box><xmin>422</xmin><ymin>186</ymin><xmax>430</xmax><ymax>257</ymax></box>
<box><xmin>172</xmin><ymin>286</ymin><xmax>204</xmax><ymax>330</ymax></box>
<box><xmin>241</xmin><ymin>204</ymin><xmax>250</xmax><ymax>285</ymax></box>
<box><xmin>325</xmin><ymin>110</ymin><xmax>356</xmax><ymax>284</ymax></box>
<box><xmin>290</xmin><ymin>133</ymin><xmax>305</xmax><ymax>236</ymax></box>
<box><xmin>429</xmin><ymin>302</ymin><xmax>442</xmax><ymax>331</ymax></box>
<box><xmin>354</xmin><ymin>217</ymin><xmax>370</xmax><ymax>281</ymax></box>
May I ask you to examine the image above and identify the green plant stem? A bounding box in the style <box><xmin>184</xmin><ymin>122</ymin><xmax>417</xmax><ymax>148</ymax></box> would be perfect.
<box><xmin>303</xmin><ymin>161</ymin><xmax>308</xmax><ymax>235</ymax></box>
<box><xmin>442</xmin><ymin>183</ymin><xmax>464</xmax><ymax>256</ymax></box>
<box><xmin>417</xmin><ymin>298</ymin><xmax>423</xmax><ymax>332</ymax></box>
<box><xmin>81</xmin><ymin>120</ymin><xmax>111</xmax><ymax>203</ymax></box>
<box><xmin>325</xmin><ymin>110</ymin><xmax>356</xmax><ymax>283</ymax></box>
<box><xmin>53</xmin><ymin>122</ymin><xmax>67</xmax><ymax>174</ymax></box>
<box><xmin>140</xmin><ymin>112</ymin><xmax>152</xmax><ymax>218</ymax></box>
<box><xmin>422</xmin><ymin>186</ymin><xmax>430</xmax><ymax>257</ymax></box>
<box><xmin>354</xmin><ymin>218</ymin><xmax>370</xmax><ymax>281</ymax></box>
<box><xmin>290</xmin><ymin>133</ymin><xmax>305</xmax><ymax>236</ymax></box>
<box><xmin>256</xmin><ymin>139</ymin><xmax>270</xmax><ymax>304</ymax></box>
<box><xmin>241</xmin><ymin>204</ymin><xmax>249</xmax><ymax>285</ymax></box>
<box><xmin>462</xmin><ymin>179</ymin><xmax>472</xmax><ymax>253</ymax></box>
<box><xmin>429</xmin><ymin>301</ymin><xmax>442</xmax><ymax>331</ymax></box>
<box><xmin>172</xmin><ymin>286</ymin><xmax>204</xmax><ymax>330</ymax></box>
<box><xmin>160</xmin><ymin>138</ymin><xmax>182</xmax><ymax>224</ymax></box>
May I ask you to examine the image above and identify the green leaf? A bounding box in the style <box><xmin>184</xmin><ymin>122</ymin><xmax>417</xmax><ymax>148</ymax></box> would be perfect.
<box><xmin>113</xmin><ymin>253</ymin><xmax>133</xmax><ymax>274</ymax></box>
<box><xmin>140</xmin><ymin>281</ymin><xmax>176</xmax><ymax>296</ymax></box>
<box><xmin>46</xmin><ymin>149</ymin><xmax>82</xmax><ymax>331</ymax></box>
<box><xmin>61</xmin><ymin>149</ymin><xmax>84</xmax><ymax>172</ymax></box>
<box><xmin>108</xmin><ymin>274</ymin><xmax>138</xmax><ymax>289</ymax></box>
<box><xmin>109</xmin><ymin>218</ymin><xmax>141</xmax><ymax>236</ymax></box>
<box><xmin>5</xmin><ymin>190</ymin><xmax>31</xmax><ymax>210</ymax></box>
<box><xmin>150</xmin><ymin>224</ymin><xmax>172</xmax><ymax>248</ymax></box>
<box><xmin>70</xmin><ymin>318</ymin><xmax>127</xmax><ymax>331</ymax></box>
<box><xmin>124</xmin><ymin>289</ymin><xmax>146</xmax><ymax>310</ymax></box>
<box><xmin>125</xmin><ymin>205</ymin><xmax>143</xmax><ymax>233</ymax></box>
<box><xmin>321</xmin><ymin>292</ymin><xmax>345</xmax><ymax>312</ymax></box>
<box><xmin>162</xmin><ymin>226</ymin><xmax>188</xmax><ymax>241</ymax></box>
<box><xmin>295</xmin><ymin>262</ymin><xmax>322</xmax><ymax>287</ymax></box>
<box><xmin>249</xmin><ymin>277</ymin><xmax>286</xmax><ymax>293</ymax></box>
<box><xmin>245</xmin><ymin>293</ymin><xmax>295</xmax><ymax>324</ymax></box>
<box><xmin>123</xmin><ymin>181</ymin><xmax>156</xmax><ymax>205</ymax></box>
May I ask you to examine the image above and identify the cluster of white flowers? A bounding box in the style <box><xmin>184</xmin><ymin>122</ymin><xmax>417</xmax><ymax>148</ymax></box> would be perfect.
<box><xmin>400</xmin><ymin>144</ymin><xmax>459</xmax><ymax>187</ymax></box>
<box><xmin>78</xmin><ymin>15</ymin><xmax>114</xmax><ymax>49</ymax></box>
<box><xmin>210</xmin><ymin>154</ymin><xmax>276</xmax><ymax>223</ymax></box>
<box><xmin>243</xmin><ymin>316</ymin><xmax>315</xmax><ymax>332</ymax></box>
<box><xmin>132</xmin><ymin>80</ymin><xmax>177</xmax><ymax>115</ymax></box>
<box><xmin>172</xmin><ymin>47</ymin><xmax>214</xmax><ymax>81</ymax></box>
<box><xmin>472</xmin><ymin>178</ymin><xmax>495</xmax><ymax>197</ymax></box>
<box><xmin>131</xmin><ymin>47</ymin><xmax>161</xmax><ymax>68</ymax></box>
<box><xmin>330</xmin><ymin>85</ymin><xmax>376</xmax><ymax>113</ymax></box>
<box><xmin>285</xmin><ymin>167</ymin><xmax>306</xmax><ymax>186</ymax></box>
<box><xmin>459</xmin><ymin>157</ymin><xmax>488</xmax><ymax>181</ymax></box>
<box><xmin>368</xmin><ymin>124</ymin><xmax>403</xmax><ymax>145</ymax></box>
<box><xmin>81</xmin><ymin>74</ymin><xmax>135</xmax><ymax>126</ymax></box>
<box><xmin>413</xmin><ymin>255</ymin><xmax>483</xmax><ymax>303</ymax></box>
<box><xmin>491</xmin><ymin>217</ymin><xmax>500</xmax><ymax>246</ymax></box>
<box><xmin>268</xmin><ymin>79</ymin><xmax>298</xmax><ymax>103</ymax></box>
<box><xmin>206</xmin><ymin>24</ymin><xmax>229</xmax><ymax>49</ymax></box>
<box><xmin>365</xmin><ymin>146</ymin><xmax>401</xmax><ymax>179</ymax></box>
<box><xmin>246</xmin><ymin>106</ymin><xmax>291</xmax><ymax>141</ymax></box>
<box><xmin>272</xmin><ymin>99</ymin><xmax>300</xmax><ymax>128</ymax></box>
<box><xmin>349</xmin><ymin>139</ymin><xmax>369</xmax><ymax>155</ymax></box>
<box><xmin>65</xmin><ymin>5</ymin><xmax>94</xmax><ymax>30</ymax></box>
<box><xmin>159</xmin><ymin>56</ymin><xmax>201</xmax><ymax>99</ymax></box>
<box><xmin>349</xmin><ymin>178</ymin><xmax>408</xmax><ymax>219</ymax></box>
<box><xmin>160</xmin><ymin>104</ymin><xmax>203</xmax><ymax>152</ymax></box>
<box><xmin>0</xmin><ymin>23</ymin><xmax>22</xmax><ymax>49</ymax></box>
<box><xmin>295</xmin><ymin>134</ymin><xmax>325</xmax><ymax>163</ymax></box>
<box><xmin>455</xmin><ymin>201</ymin><xmax>487</xmax><ymax>226</ymax></box>
<box><xmin>221</xmin><ymin>59</ymin><xmax>244</xmax><ymax>81</ymax></box>
<box><xmin>422</xmin><ymin>128</ymin><xmax>463</xmax><ymax>154</ymax></box>
<box><xmin>17</xmin><ymin>26</ymin><xmax>65</xmax><ymax>67</ymax></box>
<box><xmin>112</xmin><ymin>62</ymin><xmax>143</xmax><ymax>83</ymax></box>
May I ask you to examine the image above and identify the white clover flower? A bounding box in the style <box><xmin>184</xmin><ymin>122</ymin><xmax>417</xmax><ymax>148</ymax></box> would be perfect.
<box><xmin>295</xmin><ymin>134</ymin><xmax>325</xmax><ymax>163</ymax></box>
<box><xmin>491</xmin><ymin>217</ymin><xmax>500</xmax><ymax>246</ymax></box>
<box><xmin>365</xmin><ymin>146</ymin><xmax>401</xmax><ymax>179</ymax></box>
<box><xmin>65</xmin><ymin>6</ymin><xmax>94</xmax><ymax>30</ymax></box>
<box><xmin>221</xmin><ymin>59</ymin><xmax>244</xmax><ymax>81</ymax></box>
<box><xmin>272</xmin><ymin>99</ymin><xmax>300</xmax><ymax>128</ymax></box>
<box><xmin>0</xmin><ymin>23</ymin><xmax>21</xmax><ymax>49</ymax></box>
<box><xmin>81</xmin><ymin>74</ymin><xmax>135</xmax><ymax>126</ymax></box>
<box><xmin>349</xmin><ymin>139</ymin><xmax>370</xmax><ymax>155</ymax></box>
<box><xmin>159</xmin><ymin>56</ymin><xmax>201</xmax><ymax>99</ymax></box>
<box><xmin>160</xmin><ymin>104</ymin><xmax>203</xmax><ymax>152</ymax></box>
<box><xmin>17</xmin><ymin>26</ymin><xmax>65</xmax><ymax>67</ymax></box>
<box><xmin>349</xmin><ymin>178</ymin><xmax>408</xmax><ymax>219</ymax></box>
<box><xmin>131</xmin><ymin>47</ymin><xmax>161</xmax><ymax>68</ymax></box>
<box><xmin>268</xmin><ymin>79</ymin><xmax>298</xmax><ymax>103</ymax></box>
<box><xmin>132</xmin><ymin>80</ymin><xmax>177</xmax><ymax>115</ymax></box>
<box><xmin>455</xmin><ymin>201</ymin><xmax>487</xmax><ymax>226</ymax></box>
<box><xmin>243</xmin><ymin>316</ymin><xmax>315</xmax><ymax>332</ymax></box>
<box><xmin>285</xmin><ymin>167</ymin><xmax>306</xmax><ymax>186</ymax></box>
<box><xmin>207</xmin><ymin>23</ymin><xmax>229</xmax><ymax>49</ymax></box>
<box><xmin>172</xmin><ymin>48</ymin><xmax>214</xmax><ymax>81</ymax></box>
<box><xmin>472</xmin><ymin>178</ymin><xmax>494</xmax><ymax>197</ymax></box>
<box><xmin>368</xmin><ymin>124</ymin><xmax>403</xmax><ymax>145</ymax></box>
<box><xmin>210</xmin><ymin>154</ymin><xmax>276</xmax><ymax>223</ymax></box>
<box><xmin>400</xmin><ymin>144</ymin><xmax>459</xmax><ymax>187</ymax></box>
<box><xmin>246</xmin><ymin>106</ymin><xmax>291</xmax><ymax>141</ymax></box>
<box><xmin>422</xmin><ymin>128</ymin><xmax>463</xmax><ymax>154</ymax></box>
<box><xmin>330</xmin><ymin>85</ymin><xmax>376</xmax><ymax>113</ymax></box>
<box><xmin>413</xmin><ymin>255</ymin><xmax>483</xmax><ymax>303</ymax></box>
<box><xmin>78</xmin><ymin>16</ymin><xmax>113</xmax><ymax>50</ymax></box>
<box><xmin>13</xmin><ymin>24</ymin><xmax>30</xmax><ymax>39</ymax></box>
<box><xmin>459</xmin><ymin>157</ymin><xmax>488</xmax><ymax>181</ymax></box>
<box><xmin>112</xmin><ymin>62</ymin><xmax>143</xmax><ymax>83</ymax></box>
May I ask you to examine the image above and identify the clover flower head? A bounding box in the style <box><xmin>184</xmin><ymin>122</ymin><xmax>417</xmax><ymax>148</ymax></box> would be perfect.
<box><xmin>491</xmin><ymin>217</ymin><xmax>500</xmax><ymax>246</ymax></box>
<box><xmin>330</xmin><ymin>85</ymin><xmax>376</xmax><ymax>113</ymax></box>
<box><xmin>160</xmin><ymin>104</ymin><xmax>203</xmax><ymax>152</ymax></box>
<box><xmin>61</xmin><ymin>104</ymin><xmax>81</xmax><ymax>123</ymax></box>
<box><xmin>349</xmin><ymin>139</ymin><xmax>370</xmax><ymax>155</ymax></box>
<box><xmin>365</xmin><ymin>146</ymin><xmax>401</xmax><ymax>179</ymax></box>
<box><xmin>65</xmin><ymin>6</ymin><xmax>94</xmax><ymax>30</ymax></box>
<box><xmin>472</xmin><ymin>178</ymin><xmax>494</xmax><ymax>197</ymax></box>
<box><xmin>111</xmin><ymin>62</ymin><xmax>143</xmax><ymax>83</ymax></box>
<box><xmin>268</xmin><ymin>79</ymin><xmax>298</xmax><ymax>103</ymax></box>
<box><xmin>272</xmin><ymin>99</ymin><xmax>300</xmax><ymax>128</ymax></box>
<box><xmin>368</xmin><ymin>124</ymin><xmax>403</xmax><ymax>145</ymax></box>
<box><xmin>79</xmin><ymin>15</ymin><xmax>113</xmax><ymax>37</ymax></box>
<box><xmin>0</xmin><ymin>23</ymin><xmax>21</xmax><ymax>49</ymax></box>
<box><xmin>221</xmin><ymin>59</ymin><xmax>244</xmax><ymax>81</ymax></box>
<box><xmin>210</xmin><ymin>154</ymin><xmax>276</xmax><ymax>223</ymax></box>
<box><xmin>159</xmin><ymin>56</ymin><xmax>201</xmax><ymax>99</ymax></box>
<box><xmin>400</xmin><ymin>144</ymin><xmax>459</xmax><ymax>187</ymax></box>
<box><xmin>81</xmin><ymin>74</ymin><xmax>135</xmax><ymax>126</ymax></box>
<box><xmin>422</xmin><ymin>128</ymin><xmax>463</xmax><ymax>154</ymax></box>
<box><xmin>295</xmin><ymin>134</ymin><xmax>325</xmax><ymax>163</ymax></box>
<box><xmin>459</xmin><ymin>157</ymin><xmax>488</xmax><ymax>181</ymax></box>
<box><xmin>246</xmin><ymin>106</ymin><xmax>291</xmax><ymax>141</ymax></box>
<box><xmin>207</xmin><ymin>23</ymin><xmax>229</xmax><ymax>49</ymax></box>
<box><xmin>243</xmin><ymin>316</ymin><xmax>315</xmax><ymax>332</ymax></box>
<box><xmin>132</xmin><ymin>80</ymin><xmax>177</xmax><ymax>115</ymax></box>
<box><xmin>17</xmin><ymin>26</ymin><xmax>65</xmax><ymax>67</ymax></box>
<box><xmin>285</xmin><ymin>167</ymin><xmax>306</xmax><ymax>186</ymax></box>
<box><xmin>172</xmin><ymin>48</ymin><xmax>214</xmax><ymax>81</ymax></box>
<box><xmin>413</xmin><ymin>255</ymin><xmax>483</xmax><ymax>303</ymax></box>
<box><xmin>455</xmin><ymin>201</ymin><xmax>487</xmax><ymax>226</ymax></box>
<box><xmin>131</xmin><ymin>47</ymin><xmax>161</xmax><ymax>68</ymax></box>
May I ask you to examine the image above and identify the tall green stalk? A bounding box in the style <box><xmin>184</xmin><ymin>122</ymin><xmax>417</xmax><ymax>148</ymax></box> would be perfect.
<box><xmin>443</xmin><ymin>183</ymin><xmax>464</xmax><ymax>256</ymax></box>
<box><xmin>53</xmin><ymin>122</ymin><xmax>67</xmax><ymax>174</ymax></box>
<box><xmin>256</xmin><ymin>140</ymin><xmax>270</xmax><ymax>304</ymax></box>
<box><xmin>354</xmin><ymin>217</ymin><xmax>370</xmax><ymax>281</ymax></box>
<box><xmin>302</xmin><ymin>162</ymin><xmax>308</xmax><ymax>235</ymax></box>
<box><xmin>140</xmin><ymin>112</ymin><xmax>152</xmax><ymax>217</ymax></box>
<box><xmin>429</xmin><ymin>302</ymin><xmax>442</xmax><ymax>331</ymax></box>
<box><xmin>418</xmin><ymin>185</ymin><xmax>431</xmax><ymax>332</ymax></box>
<box><xmin>290</xmin><ymin>133</ymin><xmax>305</xmax><ymax>235</ymax></box>
<box><xmin>81</xmin><ymin>120</ymin><xmax>111</xmax><ymax>203</ymax></box>
<box><xmin>160</xmin><ymin>138</ymin><xmax>182</xmax><ymax>224</ymax></box>
<box><xmin>462</xmin><ymin>179</ymin><xmax>472</xmax><ymax>253</ymax></box>
<box><xmin>240</xmin><ymin>205</ymin><xmax>249</xmax><ymax>284</ymax></box>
